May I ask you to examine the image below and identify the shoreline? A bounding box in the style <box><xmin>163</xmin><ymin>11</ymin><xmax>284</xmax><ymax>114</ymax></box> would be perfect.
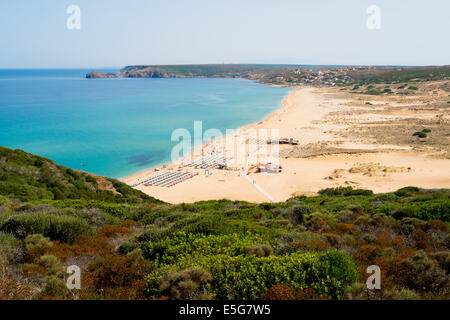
<box><xmin>121</xmin><ymin>85</ymin><xmax>450</xmax><ymax>204</ymax></box>
<box><xmin>120</xmin><ymin>86</ymin><xmax>331</xmax><ymax>203</ymax></box>
<box><xmin>119</xmin><ymin>85</ymin><xmax>298</xmax><ymax>183</ymax></box>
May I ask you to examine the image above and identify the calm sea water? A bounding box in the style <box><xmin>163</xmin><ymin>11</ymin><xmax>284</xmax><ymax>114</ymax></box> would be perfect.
<box><xmin>0</xmin><ymin>69</ymin><xmax>291</xmax><ymax>178</ymax></box>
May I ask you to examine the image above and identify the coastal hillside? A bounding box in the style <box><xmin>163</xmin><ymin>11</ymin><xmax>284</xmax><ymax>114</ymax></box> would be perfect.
<box><xmin>120</xmin><ymin>64</ymin><xmax>292</xmax><ymax>78</ymax></box>
<box><xmin>86</xmin><ymin>64</ymin><xmax>450</xmax><ymax>87</ymax></box>
<box><xmin>0</xmin><ymin>146</ymin><xmax>161</xmax><ymax>204</ymax></box>
<box><xmin>356</xmin><ymin>65</ymin><xmax>450</xmax><ymax>84</ymax></box>
<box><xmin>0</xmin><ymin>147</ymin><xmax>449</xmax><ymax>300</ymax></box>
<box><xmin>86</xmin><ymin>64</ymin><xmax>291</xmax><ymax>80</ymax></box>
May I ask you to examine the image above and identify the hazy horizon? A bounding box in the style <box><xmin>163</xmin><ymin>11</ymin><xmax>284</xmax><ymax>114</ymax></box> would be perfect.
<box><xmin>1</xmin><ymin>0</ymin><xmax>449</xmax><ymax>68</ymax></box>
<box><xmin>1</xmin><ymin>63</ymin><xmax>448</xmax><ymax>70</ymax></box>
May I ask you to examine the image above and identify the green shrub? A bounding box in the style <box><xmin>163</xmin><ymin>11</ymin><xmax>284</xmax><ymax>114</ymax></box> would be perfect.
<box><xmin>290</xmin><ymin>205</ymin><xmax>311</xmax><ymax>225</ymax></box>
<box><xmin>38</xmin><ymin>254</ymin><xmax>63</xmax><ymax>275</ymax></box>
<box><xmin>0</xmin><ymin>231</ymin><xmax>21</xmax><ymax>262</ymax></box>
<box><xmin>392</xmin><ymin>208</ymin><xmax>414</xmax><ymax>220</ymax></box>
<box><xmin>318</xmin><ymin>187</ymin><xmax>372</xmax><ymax>197</ymax></box>
<box><xmin>381</xmin><ymin>247</ymin><xmax>396</xmax><ymax>259</ymax></box>
<box><xmin>431</xmin><ymin>251</ymin><xmax>450</xmax><ymax>274</ymax></box>
<box><xmin>1</xmin><ymin>213</ymin><xmax>93</xmax><ymax>243</ymax></box>
<box><xmin>244</xmin><ymin>244</ymin><xmax>273</xmax><ymax>257</ymax></box>
<box><xmin>323</xmin><ymin>233</ymin><xmax>341</xmax><ymax>247</ymax></box>
<box><xmin>384</xmin><ymin>287</ymin><xmax>420</xmax><ymax>300</ymax></box>
<box><xmin>141</xmin><ymin>233</ymin><xmax>272</xmax><ymax>266</ymax></box>
<box><xmin>147</xmin><ymin>250</ymin><xmax>358</xmax><ymax>299</ymax></box>
<box><xmin>413</xmin><ymin>131</ymin><xmax>427</xmax><ymax>138</ymax></box>
<box><xmin>0</xmin><ymin>146</ymin><xmax>160</xmax><ymax>204</ymax></box>
<box><xmin>363</xmin><ymin>234</ymin><xmax>378</xmax><ymax>244</ymax></box>
<box><xmin>395</xmin><ymin>186</ymin><xmax>419</xmax><ymax>197</ymax></box>
<box><xmin>404</xmin><ymin>201</ymin><xmax>449</xmax><ymax>221</ymax></box>
<box><xmin>42</xmin><ymin>276</ymin><xmax>68</xmax><ymax>298</ymax></box>
<box><xmin>319</xmin><ymin>187</ymin><xmax>354</xmax><ymax>196</ymax></box>
<box><xmin>404</xmin><ymin>217</ymin><xmax>427</xmax><ymax>229</ymax></box>
<box><xmin>168</xmin><ymin>214</ymin><xmax>233</xmax><ymax>236</ymax></box>
<box><xmin>25</xmin><ymin>234</ymin><xmax>51</xmax><ymax>253</ymax></box>
<box><xmin>157</xmin><ymin>268</ymin><xmax>212</xmax><ymax>299</ymax></box>
<box><xmin>346</xmin><ymin>204</ymin><xmax>364</xmax><ymax>214</ymax></box>
<box><xmin>118</xmin><ymin>241</ymin><xmax>140</xmax><ymax>255</ymax></box>
<box><xmin>401</xmin><ymin>251</ymin><xmax>449</xmax><ymax>294</ymax></box>
<box><xmin>344</xmin><ymin>282</ymin><xmax>367</xmax><ymax>300</ymax></box>
<box><xmin>346</xmin><ymin>189</ymin><xmax>373</xmax><ymax>196</ymax></box>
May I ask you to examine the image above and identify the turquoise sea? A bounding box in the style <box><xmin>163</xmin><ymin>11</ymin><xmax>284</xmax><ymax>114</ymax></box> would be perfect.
<box><xmin>0</xmin><ymin>69</ymin><xmax>291</xmax><ymax>178</ymax></box>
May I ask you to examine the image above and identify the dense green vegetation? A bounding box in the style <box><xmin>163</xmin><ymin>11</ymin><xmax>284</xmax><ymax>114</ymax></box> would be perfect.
<box><xmin>121</xmin><ymin>64</ymin><xmax>293</xmax><ymax>78</ymax></box>
<box><xmin>0</xmin><ymin>146</ymin><xmax>161</xmax><ymax>203</ymax></box>
<box><xmin>0</xmin><ymin>147</ymin><xmax>449</xmax><ymax>300</ymax></box>
<box><xmin>357</xmin><ymin>66</ymin><xmax>450</xmax><ymax>84</ymax></box>
<box><xmin>413</xmin><ymin>128</ymin><xmax>432</xmax><ymax>139</ymax></box>
<box><xmin>90</xmin><ymin>64</ymin><xmax>450</xmax><ymax>89</ymax></box>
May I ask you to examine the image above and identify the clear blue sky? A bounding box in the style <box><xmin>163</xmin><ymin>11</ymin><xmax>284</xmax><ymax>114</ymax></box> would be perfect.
<box><xmin>1</xmin><ymin>0</ymin><xmax>449</xmax><ymax>68</ymax></box>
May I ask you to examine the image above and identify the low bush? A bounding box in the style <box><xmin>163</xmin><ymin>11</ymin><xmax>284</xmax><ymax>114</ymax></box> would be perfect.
<box><xmin>384</xmin><ymin>287</ymin><xmax>420</xmax><ymax>300</ymax></box>
<box><xmin>0</xmin><ymin>231</ymin><xmax>22</xmax><ymax>263</ymax></box>
<box><xmin>25</xmin><ymin>234</ymin><xmax>51</xmax><ymax>253</ymax></box>
<box><xmin>431</xmin><ymin>251</ymin><xmax>450</xmax><ymax>274</ymax></box>
<box><xmin>290</xmin><ymin>205</ymin><xmax>311</xmax><ymax>225</ymax></box>
<box><xmin>157</xmin><ymin>268</ymin><xmax>212</xmax><ymax>299</ymax></box>
<box><xmin>400</xmin><ymin>251</ymin><xmax>449</xmax><ymax>294</ymax></box>
<box><xmin>41</xmin><ymin>276</ymin><xmax>68</xmax><ymax>298</ymax></box>
<box><xmin>1</xmin><ymin>213</ymin><xmax>93</xmax><ymax>243</ymax></box>
<box><xmin>168</xmin><ymin>214</ymin><xmax>233</xmax><ymax>236</ymax></box>
<box><xmin>319</xmin><ymin>187</ymin><xmax>353</xmax><ymax>196</ymax></box>
<box><xmin>86</xmin><ymin>251</ymin><xmax>152</xmax><ymax>292</ymax></box>
<box><xmin>413</xmin><ymin>131</ymin><xmax>427</xmax><ymax>138</ymax></box>
<box><xmin>140</xmin><ymin>233</ymin><xmax>272</xmax><ymax>266</ymax></box>
<box><xmin>318</xmin><ymin>187</ymin><xmax>373</xmax><ymax>197</ymax></box>
<box><xmin>37</xmin><ymin>255</ymin><xmax>63</xmax><ymax>275</ymax></box>
<box><xmin>147</xmin><ymin>250</ymin><xmax>358</xmax><ymax>299</ymax></box>
<box><xmin>394</xmin><ymin>186</ymin><xmax>419</xmax><ymax>197</ymax></box>
<box><xmin>244</xmin><ymin>244</ymin><xmax>273</xmax><ymax>257</ymax></box>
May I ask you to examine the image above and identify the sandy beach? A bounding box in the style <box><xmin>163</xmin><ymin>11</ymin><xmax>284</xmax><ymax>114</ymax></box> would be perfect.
<box><xmin>121</xmin><ymin>85</ymin><xmax>450</xmax><ymax>203</ymax></box>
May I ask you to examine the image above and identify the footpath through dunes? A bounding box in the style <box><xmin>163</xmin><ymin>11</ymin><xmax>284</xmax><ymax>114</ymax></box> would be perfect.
<box><xmin>123</xmin><ymin>86</ymin><xmax>450</xmax><ymax>204</ymax></box>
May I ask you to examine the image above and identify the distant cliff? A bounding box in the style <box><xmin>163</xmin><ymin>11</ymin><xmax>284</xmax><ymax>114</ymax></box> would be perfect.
<box><xmin>86</xmin><ymin>71</ymin><xmax>118</xmax><ymax>79</ymax></box>
<box><xmin>86</xmin><ymin>64</ymin><xmax>450</xmax><ymax>86</ymax></box>
<box><xmin>121</xmin><ymin>67</ymin><xmax>177</xmax><ymax>78</ymax></box>
<box><xmin>85</xmin><ymin>64</ymin><xmax>287</xmax><ymax>80</ymax></box>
